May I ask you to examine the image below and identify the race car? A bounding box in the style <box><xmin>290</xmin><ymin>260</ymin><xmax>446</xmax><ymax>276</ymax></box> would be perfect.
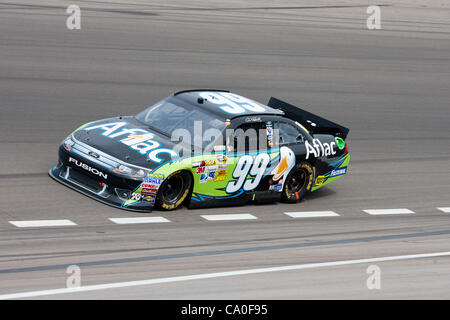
<box><xmin>49</xmin><ymin>89</ymin><xmax>350</xmax><ymax>212</ymax></box>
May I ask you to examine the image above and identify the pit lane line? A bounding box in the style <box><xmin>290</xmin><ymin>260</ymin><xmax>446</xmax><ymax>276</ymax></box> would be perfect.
<box><xmin>284</xmin><ymin>211</ymin><xmax>340</xmax><ymax>218</ymax></box>
<box><xmin>1</xmin><ymin>250</ymin><xmax>450</xmax><ymax>300</ymax></box>
<box><xmin>4</xmin><ymin>207</ymin><xmax>448</xmax><ymax>228</ymax></box>
<box><xmin>8</xmin><ymin>220</ymin><xmax>77</xmax><ymax>228</ymax></box>
<box><xmin>200</xmin><ymin>214</ymin><xmax>257</xmax><ymax>221</ymax></box>
<box><xmin>362</xmin><ymin>209</ymin><xmax>415</xmax><ymax>215</ymax></box>
<box><xmin>109</xmin><ymin>217</ymin><xmax>170</xmax><ymax>224</ymax></box>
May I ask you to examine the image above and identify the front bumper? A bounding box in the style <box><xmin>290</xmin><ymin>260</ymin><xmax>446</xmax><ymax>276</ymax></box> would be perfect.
<box><xmin>49</xmin><ymin>144</ymin><xmax>153</xmax><ymax>212</ymax></box>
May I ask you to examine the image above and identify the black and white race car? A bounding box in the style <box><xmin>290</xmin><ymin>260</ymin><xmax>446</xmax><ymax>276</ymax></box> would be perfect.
<box><xmin>50</xmin><ymin>89</ymin><xmax>349</xmax><ymax>211</ymax></box>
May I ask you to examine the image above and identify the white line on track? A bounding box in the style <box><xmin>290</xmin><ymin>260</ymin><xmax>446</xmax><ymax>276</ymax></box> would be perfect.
<box><xmin>363</xmin><ymin>208</ymin><xmax>415</xmax><ymax>215</ymax></box>
<box><xmin>437</xmin><ymin>207</ymin><xmax>450</xmax><ymax>213</ymax></box>
<box><xmin>9</xmin><ymin>220</ymin><xmax>77</xmax><ymax>228</ymax></box>
<box><xmin>109</xmin><ymin>217</ymin><xmax>170</xmax><ymax>224</ymax></box>
<box><xmin>284</xmin><ymin>211</ymin><xmax>340</xmax><ymax>218</ymax></box>
<box><xmin>1</xmin><ymin>251</ymin><xmax>449</xmax><ymax>300</ymax></box>
<box><xmin>200</xmin><ymin>214</ymin><xmax>257</xmax><ymax>221</ymax></box>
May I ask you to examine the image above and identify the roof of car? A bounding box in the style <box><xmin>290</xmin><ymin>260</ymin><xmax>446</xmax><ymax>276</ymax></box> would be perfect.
<box><xmin>172</xmin><ymin>89</ymin><xmax>284</xmax><ymax>119</ymax></box>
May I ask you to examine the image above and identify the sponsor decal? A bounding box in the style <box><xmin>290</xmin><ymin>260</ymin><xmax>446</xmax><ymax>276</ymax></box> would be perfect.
<box><xmin>142</xmin><ymin>194</ymin><xmax>156</xmax><ymax>203</ymax></box>
<box><xmin>69</xmin><ymin>157</ymin><xmax>108</xmax><ymax>179</ymax></box>
<box><xmin>199</xmin><ymin>173</ymin><xmax>208</xmax><ymax>183</ymax></box>
<box><xmin>143</xmin><ymin>173</ymin><xmax>164</xmax><ymax>184</ymax></box>
<box><xmin>269</xmin><ymin>178</ymin><xmax>284</xmax><ymax>191</ymax></box>
<box><xmin>216</xmin><ymin>154</ymin><xmax>228</xmax><ymax>163</ymax></box>
<box><xmin>196</xmin><ymin>167</ymin><xmax>206</xmax><ymax>174</ymax></box>
<box><xmin>83</xmin><ymin>122</ymin><xmax>178</xmax><ymax>164</ymax></box>
<box><xmin>192</xmin><ymin>161</ymin><xmax>204</xmax><ymax>168</ymax></box>
<box><xmin>194</xmin><ymin>157</ymin><xmax>228</xmax><ymax>175</ymax></box>
<box><xmin>140</xmin><ymin>183</ymin><xmax>157</xmax><ymax>189</ymax></box>
<box><xmin>141</xmin><ymin>188</ymin><xmax>158</xmax><ymax>195</ymax></box>
<box><xmin>195</xmin><ymin>163</ymin><xmax>227</xmax><ymax>175</ymax></box>
<box><xmin>330</xmin><ymin>166</ymin><xmax>347</xmax><ymax>177</ymax></box>
<box><xmin>305</xmin><ymin>139</ymin><xmax>337</xmax><ymax>159</ymax></box>
<box><xmin>199</xmin><ymin>171</ymin><xmax>217</xmax><ymax>183</ymax></box>
<box><xmin>245</xmin><ymin>116</ymin><xmax>261</xmax><ymax>122</ymax></box>
<box><xmin>314</xmin><ymin>167</ymin><xmax>347</xmax><ymax>186</ymax></box>
<box><xmin>266</xmin><ymin>121</ymin><xmax>273</xmax><ymax>148</ymax></box>
<box><xmin>269</xmin><ymin>184</ymin><xmax>283</xmax><ymax>191</ymax></box>
<box><xmin>214</xmin><ymin>169</ymin><xmax>227</xmax><ymax>181</ymax></box>
<box><xmin>315</xmin><ymin>176</ymin><xmax>325</xmax><ymax>185</ymax></box>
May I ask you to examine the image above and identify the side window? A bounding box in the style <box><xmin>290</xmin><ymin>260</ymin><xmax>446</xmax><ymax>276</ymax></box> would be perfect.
<box><xmin>232</xmin><ymin>122</ymin><xmax>265</xmax><ymax>153</ymax></box>
<box><xmin>275</xmin><ymin>121</ymin><xmax>304</xmax><ymax>145</ymax></box>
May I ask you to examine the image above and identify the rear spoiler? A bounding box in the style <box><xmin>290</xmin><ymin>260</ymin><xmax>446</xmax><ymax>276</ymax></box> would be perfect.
<box><xmin>268</xmin><ymin>97</ymin><xmax>349</xmax><ymax>139</ymax></box>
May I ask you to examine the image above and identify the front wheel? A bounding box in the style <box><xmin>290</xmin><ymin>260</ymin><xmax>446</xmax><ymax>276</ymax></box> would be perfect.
<box><xmin>281</xmin><ymin>162</ymin><xmax>314</xmax><ymax>203</ymax></box>
<box><xmin>155</xmin><ymin>171</ymin><xmax>192</xmax><ymax>210</ymax></box>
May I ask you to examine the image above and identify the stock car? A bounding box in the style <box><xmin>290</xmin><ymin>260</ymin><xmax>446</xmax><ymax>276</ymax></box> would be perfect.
<box><xmin>49</xmin><ymin>89</ymin><xmax>350</xmax><ymax>211</ymax></box>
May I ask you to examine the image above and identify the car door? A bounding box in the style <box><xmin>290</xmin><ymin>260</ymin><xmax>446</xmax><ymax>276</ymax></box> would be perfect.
<box><xmin>222</xmin><ymin>117</ymin><xmax>285</xmax><ymax>198</ymax></box>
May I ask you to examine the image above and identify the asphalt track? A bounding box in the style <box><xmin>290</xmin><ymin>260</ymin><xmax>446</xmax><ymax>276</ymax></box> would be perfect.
<box><xmin>0</xmin><ymin>0</ymin><xmax>450</xmax><ymax>299</ymax></box>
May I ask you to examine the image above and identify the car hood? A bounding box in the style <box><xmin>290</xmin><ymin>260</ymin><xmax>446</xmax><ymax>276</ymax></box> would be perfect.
<box><xmin>72</xmin><ymin>116</ymin><xmax>179</xmax><ymax>169</ymax></box>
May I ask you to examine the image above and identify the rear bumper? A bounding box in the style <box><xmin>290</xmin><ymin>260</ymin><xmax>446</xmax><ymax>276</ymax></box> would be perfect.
<box><xmin>311</xmin><ymin>153</ymin><xmax>350</xmax><ymax>191</ymax></box>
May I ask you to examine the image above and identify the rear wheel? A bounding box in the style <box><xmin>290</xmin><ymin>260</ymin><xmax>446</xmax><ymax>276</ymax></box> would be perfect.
<box><xmin>156</xmin><ymin>171</ymin><xmax>192</xmax><ymax>210</ymax></box>
<box><xmin>281</xmin><ymin>162</ymin><xmax>314</xmax><ymax>203</ymax></box>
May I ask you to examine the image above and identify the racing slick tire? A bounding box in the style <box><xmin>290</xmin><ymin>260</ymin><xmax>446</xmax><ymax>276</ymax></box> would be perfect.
<box><xmin>155</xmin><ymin>171</ymin><xmax>192</xmax><ymax>210</ymax></box>
<box><xmin>281</xmin><ymin>162</ymin><xmax>314</xmax><ymax>203</ymax></box>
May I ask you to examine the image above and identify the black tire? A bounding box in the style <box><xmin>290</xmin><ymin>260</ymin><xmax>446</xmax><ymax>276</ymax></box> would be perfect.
<box><xmin>155</xmin><ymin>171</ymin><xmax>192</xmax><ymax>210</ymax></box>
<box><xmin>281</xmin><ymin>162</ymin><xmax>314</xmax><ymax>203</ymax></box>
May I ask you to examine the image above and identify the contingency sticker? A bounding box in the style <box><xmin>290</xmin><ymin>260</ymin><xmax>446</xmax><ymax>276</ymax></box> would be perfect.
<box><xmin>266</xmin><ymin>121</ymin><xmax>273</xmax><ymax>148</ymax></box>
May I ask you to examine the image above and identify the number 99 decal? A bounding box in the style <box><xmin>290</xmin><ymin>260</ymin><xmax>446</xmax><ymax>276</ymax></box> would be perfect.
<box><xmin>199</xmin><ymin>92</ymin><xmax>266</xmax><ymax>114</ymax></box>
<box><xmin>226</xmin><ymin>153</ymin><xmax>271</xmax><ymax>193</ymax></box>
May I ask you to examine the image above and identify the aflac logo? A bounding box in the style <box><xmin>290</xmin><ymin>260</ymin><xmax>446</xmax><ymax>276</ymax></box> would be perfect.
<box><xmin>305</xmin><ymin>138</ymin><xmax>337</xmax><ymax>159</ymax></box>
<box><xmin>84</xmin><ymin>122</ymin><xmax>177</xmax><ymax>163</ymax></box>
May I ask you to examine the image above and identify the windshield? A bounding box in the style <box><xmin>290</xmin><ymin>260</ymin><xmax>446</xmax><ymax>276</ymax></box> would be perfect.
<box><xmin>135</xmin><ymin>97</ymin><xmax>226</xmax><ymax>148</ymax></box>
